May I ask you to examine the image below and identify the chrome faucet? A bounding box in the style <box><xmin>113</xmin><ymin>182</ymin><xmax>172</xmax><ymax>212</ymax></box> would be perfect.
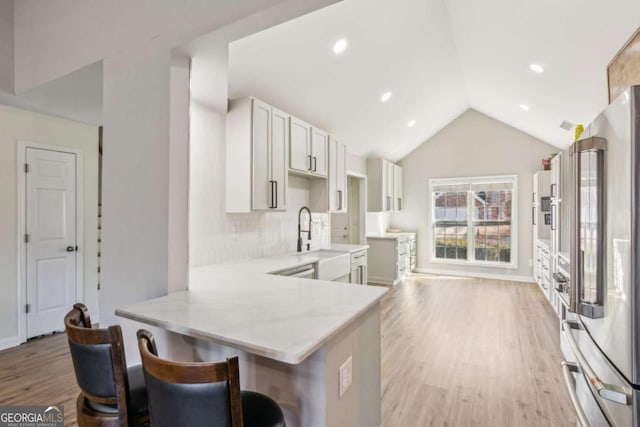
<box><xmin>297</xmin><ymin>206</ymin><xmax>312</xmax><ymax>252</ymax></box>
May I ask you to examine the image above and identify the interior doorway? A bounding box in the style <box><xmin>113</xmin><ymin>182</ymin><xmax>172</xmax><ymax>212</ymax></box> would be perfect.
<box><xmin>331</xmin><ymin>173</ymin><xmax>366</xmax><ymax>245</ymax></box>
<box><xmin>18</xmin><ymin>142</ymin><xmax>83</xmax><ymax>340</ymax></box>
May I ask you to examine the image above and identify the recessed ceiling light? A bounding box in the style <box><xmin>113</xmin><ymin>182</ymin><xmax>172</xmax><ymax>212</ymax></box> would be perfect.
<box><xmin>407</xmin><ymin>120</ymin><xmax>416</xmax><ymax>127</ymax></box>
<box><xmin>381</xmin><ymin>91</ymin><xmax>392</xmax><ymax>103</ymax></box>
<box><xmin>560</xmin><ymin>120</ymin><xmax>574</xmax><ymax>131</ymax></box>
<box><xmin>333</xmin><ymin>39</ymin><xmax>347</xmax><ymax>54</ymax></box>
<box><xmin>520</xmin><ymin>104</ymin><xmax>530</xmax><ymax>111</ymax></box>
<box><xmin>529</xmin><ymin>63</ymin><xmax>544</xmax><ymax>73</ymax></box>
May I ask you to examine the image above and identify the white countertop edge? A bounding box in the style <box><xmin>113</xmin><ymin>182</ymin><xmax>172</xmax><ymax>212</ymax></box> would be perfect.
<box><xmin>115</xmin><ymin>293</ymin><xmax>383</xmax><ymax>365</ymax></box>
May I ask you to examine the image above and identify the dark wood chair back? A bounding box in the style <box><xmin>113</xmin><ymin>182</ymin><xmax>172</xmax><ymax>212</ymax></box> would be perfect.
<box><xmin>137</xmin><ymin>329</ymin><xmax>243</xmax><ymax>427</ymax></box>
<box><xmin>64</xmin><ymin>303</ymin><xmax>132</xmax><ymax>426</ymax></box>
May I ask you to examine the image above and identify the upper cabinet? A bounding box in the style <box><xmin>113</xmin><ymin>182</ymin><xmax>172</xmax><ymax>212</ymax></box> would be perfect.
<box><xmin>367</xmin><ymin>158</ymin><xmax>403</xmax><ymax>212</ymax></box>
<box><xmin>394</xmin><ymin>163</ymin><xmax>403</xmax><ymax>211</ymax></box>
<box><xmin>226</xmin><ymin>97</ymin><xmax>288</xmax><ymax>212</ymax></box>
<box><xmin>289</xmin><ymin>118</ymin><xmax>328</xmax><ymax>178</ymax></box>
<box><xmin>328</xmin><ymin>138</ymin><xmax>347</xmax><ymax>212</ymax></box>
<box><xmin>311</xmin><ymin>128</ymin><xmax>328</xmax><ymax>177</ymax></box>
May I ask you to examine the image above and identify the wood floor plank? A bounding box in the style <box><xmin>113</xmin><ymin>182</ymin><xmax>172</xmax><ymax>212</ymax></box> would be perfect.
<box><xmin>0</xmin><ymin>273</ymin><xmax>576</xmax><ymax>426</ymax></box>
<box><xmin>381</xmin><ymin>274</ymin><xmax>576</xmax><ymax>426</ymax></box>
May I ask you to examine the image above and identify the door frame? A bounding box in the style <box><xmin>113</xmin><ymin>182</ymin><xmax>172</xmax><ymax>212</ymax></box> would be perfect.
<box><xmin>346</xmin><ymin>172</ymin><xmax>367</xmax><ymax>245</ymax></box>
<box><xmin>16</xmin><ymin>140</ymin><xmax>84</xmax><ymax>343</ymax></box>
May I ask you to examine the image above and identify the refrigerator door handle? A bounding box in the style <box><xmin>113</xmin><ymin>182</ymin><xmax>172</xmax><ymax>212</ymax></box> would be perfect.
<box><xmin>562</xmin><ymin>320</ymin><xmax>631</xmax><ymax>405</ymax></box>
<box><xmin>560</xmin><ymin>361</ymin><xmax>590</xmax><ymax>427</ymax></box>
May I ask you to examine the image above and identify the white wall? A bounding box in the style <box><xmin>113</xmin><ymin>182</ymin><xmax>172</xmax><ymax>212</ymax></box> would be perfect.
<box><xmin>99</xmin><ymin>45</ymin><xmax>172</xmax><ymax>327</ymax></box>
<box><xmin>391</xmin><ymin>109</ymin><xmax>558</xmax><ymax>280</ymax></box>
<box><xmin>346</xmin><ymin>151</ymin><xmax>366</xmax><ymax>176</ymax></box>
<box><xmin>168</xmin><ymin>54</ymin><xmax>190</xmax><ymax>292</ymax></box>
<box><xmin>0</xmin><ymin>104</ymin><xmax>98</xmax><ymax>348</ymax></box>
<box><xmin>0</xmin><ymin>0</ymin><xmax>13</xmax><ymax>94</ymax></box>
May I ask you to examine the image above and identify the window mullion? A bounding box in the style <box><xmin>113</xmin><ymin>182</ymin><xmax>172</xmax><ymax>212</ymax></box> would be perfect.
<box><xmin>467</xmin><ymin>191</ymin><xmax>473</xmax><ymax>261</ymax></box>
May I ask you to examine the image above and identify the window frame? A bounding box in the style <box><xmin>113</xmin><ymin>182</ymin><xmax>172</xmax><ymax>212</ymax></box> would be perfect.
<box><xmin>429</xmin><ymin>175</ymin><xmax>518</xmax><ymax>269</ymax></box>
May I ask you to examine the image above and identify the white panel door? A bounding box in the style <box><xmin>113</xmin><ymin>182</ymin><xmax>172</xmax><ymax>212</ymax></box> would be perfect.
<box><xmin>311</xmin><ymin>127</ymin><xmax>328</xmax><ymax>177</ymax></box>
<box><xmin>289</xmin><ymin>117</ymin><xmax>311</xmax><ymax>173</ymax></box>
<box><xmin>251</xmin><ymin>99</ymin><xmax>271</xmax><ymax>210</ymax></box>
<box><xmin>26</xmin><ymin>148</ymin><xmax>77</xmax><ymax>337</ymax></box>
<box><xmin>271</xmin><ymin>108</ymin><xmax>289</xmax><ymax>210</ymax></box>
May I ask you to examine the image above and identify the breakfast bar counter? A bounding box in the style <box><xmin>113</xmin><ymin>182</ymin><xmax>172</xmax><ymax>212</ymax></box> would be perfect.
<box><xmin>116</xmin><ymin>245</ymin><xmax>386</xmax><ymax>427</ymax></box>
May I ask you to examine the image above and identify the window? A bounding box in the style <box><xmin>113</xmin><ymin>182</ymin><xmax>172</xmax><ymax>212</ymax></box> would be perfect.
<box><xmin>431</xmin><ymin>176</ymin><xmax>516</xmax><ymax>267</ymax></box>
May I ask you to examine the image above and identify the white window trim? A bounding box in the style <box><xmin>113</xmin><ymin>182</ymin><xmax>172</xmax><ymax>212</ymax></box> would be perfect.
<box><xmin>429</xmin><ymin>175</ymin><xmax>518</xmax><ymax>270</ymax></box>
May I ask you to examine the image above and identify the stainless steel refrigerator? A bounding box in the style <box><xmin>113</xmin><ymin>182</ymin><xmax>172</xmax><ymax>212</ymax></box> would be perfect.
<box><xmin>562</xmin><ymin>85</ymin><xmax>640</xmax><ymax>426</ymax></box>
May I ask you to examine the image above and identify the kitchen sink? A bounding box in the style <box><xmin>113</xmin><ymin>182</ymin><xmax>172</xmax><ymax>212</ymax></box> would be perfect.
<box><xmin>314</xmin><ymin>251</ymin><xmax>351</xmax><ymax>281</ymax></box>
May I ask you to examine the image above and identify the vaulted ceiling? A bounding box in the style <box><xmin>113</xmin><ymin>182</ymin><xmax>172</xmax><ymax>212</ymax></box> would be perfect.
<box><xmin>229</xmin><ymin>0</ymin><xmax>640</xmax><ymax>161</ymax></box>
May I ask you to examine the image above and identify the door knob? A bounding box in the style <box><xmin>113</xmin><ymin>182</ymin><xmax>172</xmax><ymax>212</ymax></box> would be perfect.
<box><xmin>66</xmin><ymin>246</ymin><xmax>75</xmax><ymax>252</ymax></box>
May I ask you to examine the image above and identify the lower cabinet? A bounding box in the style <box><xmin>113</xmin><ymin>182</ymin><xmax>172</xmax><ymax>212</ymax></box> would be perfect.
<box><xmin>366</xmin><ymin>234</ymin><xmax>414</xmax><ymax>285</ymax></box>
<box><xmin>350</xmin><ymin>250</ymin><xmax>368</xmax><ymax>285</ymax></box>
<box><xmin>535</xmin><ymin>240</ymin><xmax>551</xmax><ymax>299</ymax></box>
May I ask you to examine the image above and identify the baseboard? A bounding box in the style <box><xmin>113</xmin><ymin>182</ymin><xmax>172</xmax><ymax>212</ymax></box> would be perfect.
<box><xmin>367</xmin><ymin>276</ymin><xmax>396</xmax><ymax>286</ymax></box>
<box><xmin>413</xmin><ymin>268</ymin><xmax>535</xmax><ymax>284</ymax></box>
<box><xmin>0</xmin><ymin>336</ymin><xmax>21</xmax><ymax>352</ymax></box>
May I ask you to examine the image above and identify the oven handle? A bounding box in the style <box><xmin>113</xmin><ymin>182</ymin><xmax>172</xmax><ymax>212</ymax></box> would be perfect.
<box><xmin>562</xmin><ymin>320</ymin><xmax>630</xmax><ymax>405</ymax></box>
<box><xmin>561</xmin><ymin>361</ymin><xmax>590</xmax><ymax>427</ymax></box>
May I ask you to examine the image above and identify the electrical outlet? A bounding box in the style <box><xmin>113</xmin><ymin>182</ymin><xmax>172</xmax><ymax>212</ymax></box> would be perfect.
<box><xmin>339</xmin><ymin>356</ymin><xmax>353</xmax><ymax>398</ymax></box>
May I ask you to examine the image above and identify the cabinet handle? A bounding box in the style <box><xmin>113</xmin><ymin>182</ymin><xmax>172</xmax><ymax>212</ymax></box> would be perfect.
<box><xmin>313</xmin><ymin>156</ymin><xmax>317</xmax><ymax>172</ymax></box>
<box><xmin>551</xmin><ymin>204</ymin><xmax>556</xmax><ymax>230</ymax></box>
<box><xmin>274</xmin><ymin>181</ymin><xmax>278</xmax><ymax>209</ymax></box>
<box><xmin>338</xmin><ymin>190</ymin><xmax>343</xmax><ymax>210</ymax></box>
<box><xmin>398</xmin><ymin>197</ymin><xmax>402</xmax><ymax>210</ymax></box>
<box><xmin>269</xmin><ymin>181</ymin><xmax>276</xmax><ymax>208</ymax></box>
<box><xmin>386</xmin><ymin>196</ymin><xmax>391</xmax><ymax>211</ymax></box>
<box><xmin>551</xmin><ymin>184</ymin><xmax>556</xmax><ymax>198</ymax></box>
<box><xmin>308</xmin><ymin>155</ymin><xmax>312</xmax><ymax>171</ymax></box>
<box><xmin>532</xmin><ymin>206</ymin><xmax>536</xmax><ymax>225</ymax></box>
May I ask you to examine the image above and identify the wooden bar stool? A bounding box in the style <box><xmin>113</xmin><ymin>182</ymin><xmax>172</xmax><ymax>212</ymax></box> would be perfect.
<box><xmin>64</xmin><ymin>303</ymin><xmax>149</xmax><ymax>427</ymax></box>
<box><xmin>137</xmin><ymin>329</ymin><xmax>285</xmax><ymax>427</ymax></box>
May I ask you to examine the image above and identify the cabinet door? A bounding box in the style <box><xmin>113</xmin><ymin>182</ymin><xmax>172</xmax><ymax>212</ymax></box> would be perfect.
<box><xmin>394</xmin><ymin>164</ymin><xmax>403</xmax><ymax>211</ymax></box>
<box><xmin>311</xmin><ymin>127</ymin><xmax>328</xmax><ymax>177</ymax></box>
<box><xmin>328</xmin><ymin>138</ymin><xmax>338</xmax><ymax>211</ymax></box>
<box><xmin>384</xmin><ymin>160</ymin><xmax>394</xmax><ymax>211</ymax></box>
<box><xmin>251</xmin><ymin>99</ymin><xmax>271</xmax><ymax>210</ymax></box>
<box><xmin>336</xmin><ymin>141</ymin><xmax>347</xmax><ymax>211</ymax></box>
<box><xmin>290</xmin><ymin>117</ymin><xmax>311</xmax><ymax>173</ymax></box>
<box><xmin>271</xmin><ymin>108</ymin><xmax>289</xmax><ymax>210</ymax></box>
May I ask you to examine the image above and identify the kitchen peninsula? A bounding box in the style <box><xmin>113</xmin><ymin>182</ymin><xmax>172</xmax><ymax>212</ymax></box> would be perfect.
<box><xmin>116</xmin><ymin>244</ymin><xmax>386</xmax><ymax>427</ymax></box>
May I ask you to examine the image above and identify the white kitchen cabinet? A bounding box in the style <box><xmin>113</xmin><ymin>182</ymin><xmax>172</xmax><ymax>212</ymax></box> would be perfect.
<box><xmin>350</xmin><ymin>249</ymin><xmax>367</xmax><ymax>285</ymax></box>
<box><xmin>328</xmin><ymin>137</ymin><xmax>347</xmax><ymax>212</ymax></box>
<box><xmin>226</xmin><ymin>97</ymin><xmax>288</xmax><ymax>212</ymax></box>
<box><xmin>311</xmin><ymin>127</ymin><xmax>328</xmax><ymax>177</ymax></box>
<box><xmin>394</xmin><ymin>164</ymin><xmax>403</xmax><ymax>211</ymax></box>
<box><xmin>289</xmin><ymin>116</ymin><xmax>312</xmax><ymax>173</ymax></box>
<box><xmin>289</xmin><ymin>116</ymin><xmax>328</xmax><ymax>178</ymax></box>
<box><xmin>367</xmin><ymin>158</ymin><xmax>400</xmax><ymax>212</ymax></box>
<box><xmin>366</xmin><ymin>234</ymin><xmax>414</xmax><ymax>285</ymax></box>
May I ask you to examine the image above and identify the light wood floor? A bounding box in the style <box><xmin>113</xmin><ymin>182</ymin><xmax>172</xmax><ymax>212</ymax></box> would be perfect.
<box><xmin>0</xmin><ymin>274</ymin><xmax>575</xmax><ymax>426</ymax></box>
<box><xmin>381</xmin><ymin>274</ymin><xmax>576</xmax><ymax>426</ymax></box>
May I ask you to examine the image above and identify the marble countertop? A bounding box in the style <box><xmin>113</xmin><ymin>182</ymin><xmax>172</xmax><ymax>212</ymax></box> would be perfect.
<box><xmin>366</xmin><ymin>232</ymin><xmax>416</xmax><ymax>240</ymax></box>
<box><xmin>116</xmin><ymin>243</ymin><xmax>386</xmax><ymax>365</ymax></box>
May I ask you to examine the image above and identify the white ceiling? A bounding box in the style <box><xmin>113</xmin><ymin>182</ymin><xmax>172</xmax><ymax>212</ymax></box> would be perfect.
<box><xmin>0</xmin><ymin>61</ymin><xmax>102</xmax><ymax>125</ymax></box>
<box><xmin>229</xmin><ymin>0</ymin><xmax>640</xmax><ymax>161</ymax></box>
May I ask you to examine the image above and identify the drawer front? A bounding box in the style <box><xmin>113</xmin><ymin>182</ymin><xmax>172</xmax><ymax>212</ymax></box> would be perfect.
<box><xmin>351</xmin><ymin>250</ymin><xmax>367</xmax><ymax>266</ymax></box>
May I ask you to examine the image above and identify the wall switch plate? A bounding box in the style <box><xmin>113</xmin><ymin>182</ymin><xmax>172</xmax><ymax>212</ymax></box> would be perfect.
<box><xmin>528</xmin><ymin>259</ymin><xmax>533</xmax><ymax>267</ymax></box>
<box><xmin>339</xmin><ymin>356</ymin><xmax>353</xmax><ymax>398</ymax></box>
